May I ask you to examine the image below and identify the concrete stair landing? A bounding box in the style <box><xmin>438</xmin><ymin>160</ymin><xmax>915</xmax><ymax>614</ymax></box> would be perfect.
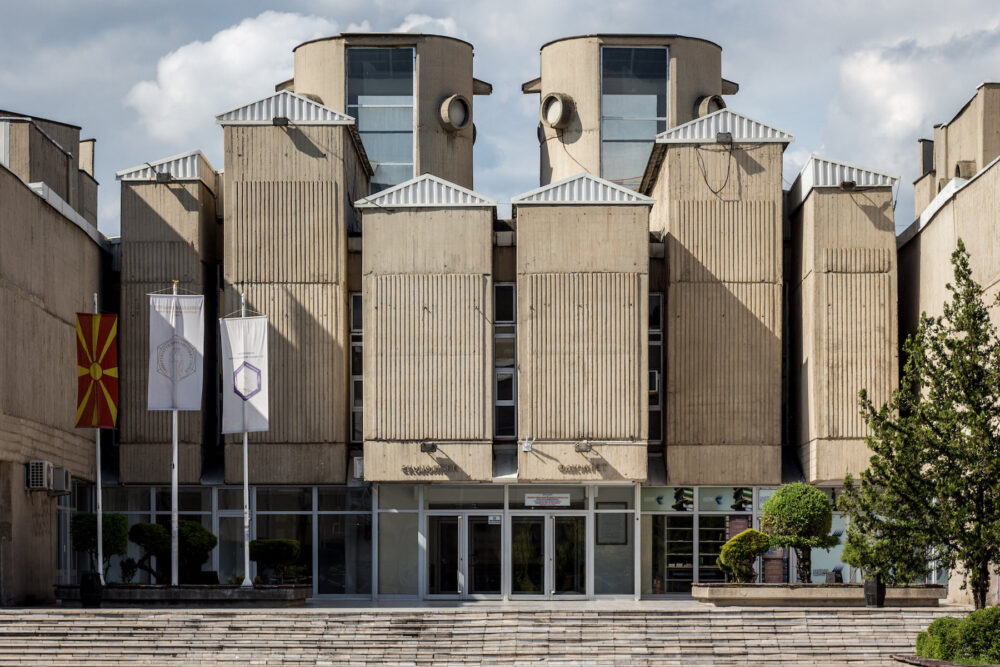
<box><xmin>0</xmin><ymin>606</ymin><xmax>959</xmax><ymax>665</ymax></box>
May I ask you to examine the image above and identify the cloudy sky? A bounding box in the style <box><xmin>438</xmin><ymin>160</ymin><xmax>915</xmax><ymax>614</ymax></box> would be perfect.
<box><xmin>3</xmin><ymin>0</ymin><xmax>999</xmax><ymax>235</ymax></box>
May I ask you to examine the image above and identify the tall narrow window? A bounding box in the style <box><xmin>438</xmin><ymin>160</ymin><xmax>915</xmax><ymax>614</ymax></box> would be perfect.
<box><xmin>600</xmin><ymin>47</ymin><xmax>669</xmax><ymax>190</ymax></box>
<box><xmin>346</xmin><ymin>48</ymin><xmax>415</xmax><ymax>193</ymax></box>
<box><xmin>494</xmin><ymin>284</ymin><xmax>516</xmax><ymax>439</ymax></box>
<box><xmin>350</xmin><ymin>293</ymin><xmax>363</xmax><ymax>444</ymax></box>
<box><xmin>648</xmin><ymin>293</ymin><xmax>663</xmax><ymax>442</ymax></box>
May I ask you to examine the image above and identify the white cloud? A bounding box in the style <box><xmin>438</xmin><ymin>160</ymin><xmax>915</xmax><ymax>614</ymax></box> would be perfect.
<box><xmin>126</xmin><ymin>11</ymin><xmax>339</xmax><ymax>149</ymax></box>
<box><xmin>392</xmin><ymin>14</ymin><xmax>464</xmax><ymax>39</ymax></box>
<box><xmin>823</xmin><ymin>23</ymin><xmax>1000</xmax><ymax>226</ymax></box>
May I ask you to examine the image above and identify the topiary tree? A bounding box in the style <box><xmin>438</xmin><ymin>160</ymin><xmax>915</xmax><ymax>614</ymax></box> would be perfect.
<box><xmin>128</xmin><ymin>520</ymin><xmax>218</xmax><ymax>584</ymax></box>
<box><xmin>250</xmin><ymin>539</ymin><xmax>301</xmax><ymax>584</ymax></box>
<box><xmin>760</xmin><ymin>483</ymin><xmax>839</xmax><ymax>583</ymax></box>
<box><xmin>718</xmin><ymin>529</ymin><xmax>770</xmax><ymax>583</ymax></box>
<box><xmin>70</xmin><ymin>513</ymin><xmax>128</xmax><ymax>577</ymax></box>
<box><xmin>840</xmin><ymin>240</ymin><xmax>1000</xmax><ymax>609</ymax></box>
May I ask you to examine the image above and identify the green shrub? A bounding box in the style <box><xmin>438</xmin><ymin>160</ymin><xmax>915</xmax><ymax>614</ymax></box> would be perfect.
<box><xmin>760</xmin><ymin>483</ymin><xmax>839</xmax><ymax>583</ymax></box>
<box><xmin>70</xmin><ymin>513</ymin><xmax>128</xmax><ymax>575</ymax></box>
<box><xmin>718</xmin><ymin>529</ymin><xmax>770</xmax><ymax>583</ymax></box>
<box><xmin>959</xmin><ymin>606</ymin><xmax>1000</xmax><ymax>663</ymax></box>
<box><xmin>250</xmin><ymin>539</ymin><xmax>301</xmax><ymax>584</ymax></box>
<box><xmin>128</xmin><ymin>520</ymin><xmax>218</xmax><ymax>584</ymax></box>
<box><xmin>915</xmin><ymin>616</ymin><xmax>964</xmax><ymax>660</ymax></box>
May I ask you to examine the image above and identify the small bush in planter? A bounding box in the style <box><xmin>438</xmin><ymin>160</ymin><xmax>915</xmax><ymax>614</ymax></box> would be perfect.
<box><xmin>250</xmin><ymin>539</ymin><xmax>301</xmax><ymax>584</ymax></box>
<box><xmin>718</xmin><ymin>529</ymin><xmax>770</xmax><ymax>583</ymax></box>
<box><xmin>760</xmin><ymin>483</ymin><xmax>839</xmax><ymax>583</ymax></box>
<box><xmin>70</xmin><ymin>513</ymin><xmax>128</xmax><ymax>576</ymax></box>
<box><xmin>129</xmin><ymin>520</ymin><xmax>218</xmax><ymax>584</ymax></box>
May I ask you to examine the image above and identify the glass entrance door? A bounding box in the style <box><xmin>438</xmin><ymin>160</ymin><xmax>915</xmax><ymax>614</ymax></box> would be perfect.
<box><xmin>467</xmin><ymin>516</ymin><xmax>502</xmax><ymax>596</ymax></box>
<box><xmin>510</xmin><ymin>513</ymin><xmax>588</xmax><ymax>598</ymax></box>
<box><xmin>427</xmin><ymin>515</ymin><xmax>460</xmax><ymax>596</ymax></box>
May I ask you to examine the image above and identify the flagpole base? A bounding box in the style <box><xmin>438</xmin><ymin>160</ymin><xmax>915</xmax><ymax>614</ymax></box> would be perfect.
<box><xmin>241</xmin><ymin>578</ymin><xmax>253</xmax><ymax>588</ymax></box>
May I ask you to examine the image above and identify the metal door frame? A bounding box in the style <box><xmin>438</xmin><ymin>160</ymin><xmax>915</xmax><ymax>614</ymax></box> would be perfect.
<box><xmin>507</xmin><ymin>510</ymin><xmax>589</xmax><ymax>600</ymax></box>
<box><xmin>424</xmin><ymin>510</ymin><xmax>504</xmax><ymax>600</ymax></box>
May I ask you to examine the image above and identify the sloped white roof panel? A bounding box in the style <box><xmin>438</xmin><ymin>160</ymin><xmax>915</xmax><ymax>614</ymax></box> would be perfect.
<box><xmin>355</xmin><ymin>173</ymin><xmax>496</xmax><ymax>209</ymax></box>
<box><xmin>656</xmin><ymin>109</ymin><xmax>794</xmax><ymax>145</ymax></box>
<box><xmin>788</xmin><ymin>155</ymin><xmax>898</xmax><ymax>211</ymax></box>
<box><xmin>115</xmin><ymin>150</ymin><xmax>217</xmax><ymax>193</ymax></box>
<box><xmin>512</xmin><ymin>172</ymin><xmax>653</xmax><ymax>206</ymax></box>
<box><xmin>216</xmin><ymin>90</ymin><xmax>354</xmax><ymax>126</ymax></box>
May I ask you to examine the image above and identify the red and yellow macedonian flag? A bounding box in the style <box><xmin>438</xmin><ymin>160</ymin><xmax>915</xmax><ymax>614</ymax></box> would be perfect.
<box><xmin>76</xmin><ymin>314</ymin><xmax>119</xmax><ymax>428</ymax></box>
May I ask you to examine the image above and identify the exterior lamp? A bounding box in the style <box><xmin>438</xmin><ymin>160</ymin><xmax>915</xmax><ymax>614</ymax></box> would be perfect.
<box><xmin>575</xmin><ymin>442</ymin><xmax>592</xmax><ymax>453</ymax></box>
<box><xmin>420</xmin><ymin>443</ymin><xmax>438</xmax><ymax>453</ymax></box>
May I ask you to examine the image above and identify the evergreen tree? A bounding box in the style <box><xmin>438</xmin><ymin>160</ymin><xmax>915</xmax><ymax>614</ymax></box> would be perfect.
<box><xmin>840</xmin><ymin>240</ymin><xmax>1000</xmax><ymax>608</ymax></box>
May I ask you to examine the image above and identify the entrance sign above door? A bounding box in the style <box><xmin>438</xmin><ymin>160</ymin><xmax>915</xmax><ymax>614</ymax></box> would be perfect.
<box><xmin>525</xmin><ymin>493</ymin><xmax>571</xmax><ymax>507</ymax></box>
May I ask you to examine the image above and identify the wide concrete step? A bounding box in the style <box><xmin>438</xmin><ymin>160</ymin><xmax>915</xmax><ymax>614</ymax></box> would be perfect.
<box><xmin>0</xmin><ymin>608</ymin><xmax>957</xmax><ymax>666</ymax></box>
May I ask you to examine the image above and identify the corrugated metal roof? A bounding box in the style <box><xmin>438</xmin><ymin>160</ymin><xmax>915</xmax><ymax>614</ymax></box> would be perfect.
<box><xmin>655</xmin><ymin>109</ymin><xmax>794</xmax><ymax>145</ymax></box>
<box><xmin>115</xmin><ymin>150</ymin><xmax>217</xmax><ymax>194</ymax></box>
<box><xmin>512</xmin><ymin>172</ymin><xmax>654</xmax><ymax>206</ymax></box>
<box><xmin>355</xmin><ymin>173</ymin><xmax>496</xmax><ymax>209</ymax></box>
<box><xmin>215</xmin><ymin>90</ymin><xmax>354</xmax><ymax>126</ymax></box>
<box><xmin>788</xmin><ymin>155</ymin><xmax>898</xmax><ymax>211</ymax></box>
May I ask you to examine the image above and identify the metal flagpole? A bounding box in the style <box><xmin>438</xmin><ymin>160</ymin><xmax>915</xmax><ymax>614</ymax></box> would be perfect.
<box><xmin>240</xmin><ymin>292</ymin><xmax>252</xmax><ymax>587</ymax></box>
<box><xmin>94</xmin><ymin>292</ymin><xmax>105</xmax><ymax>586</ymax></box>
<box><xmin>171</xmin><ymin>280</ymin><xmax>179</xmax><ymax>587</ymax></box>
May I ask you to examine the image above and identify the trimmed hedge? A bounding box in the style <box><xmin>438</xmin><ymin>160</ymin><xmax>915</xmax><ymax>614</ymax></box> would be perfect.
<box><xmin>249</xmin><ymin>539</ymin><xmax>301</xmax><ymax>584</ymax></box>
<box><xmin>915</xmin><ymin>608</ymin><xmax>1000</xmax><ymax>663</ymax></box>
<box><xmin>760</xmin><ymin>483</ymin><xmax>833</xmax><ymax>540</ymax></box>
<box><xmin>718</xmin><ymin>529</ymin><xmax>770</xmax><ymax>583</ymax></box>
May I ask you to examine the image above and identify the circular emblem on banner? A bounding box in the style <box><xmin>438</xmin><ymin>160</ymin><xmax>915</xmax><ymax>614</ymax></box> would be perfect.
<box><xmin>156</xmin><ymin>336</ymin><xmax>197</xmax><ymax>381</ymax></box>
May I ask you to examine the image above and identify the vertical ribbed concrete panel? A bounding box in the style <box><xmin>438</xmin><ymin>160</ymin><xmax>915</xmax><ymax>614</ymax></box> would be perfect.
<box><xmin>791</xmin><ymin>188</ymin><xmax>898</xmax><ymax>483</ymax></box>
<box><xmin>118</xmin><ymin>181</ymin><xmax>216</xmax><ymax>484</ymax></box>
<box><xmin>519</xmin><ymin>272</ymin><xmax>646</xmax><ymax>439</ymax></box>
<box><xmin>223</xmin><ymin>123</ymin><xmax>367</xmax><ymax>484</ymax></box>
<box><xmin>361</xmin><ymin>204</ymin><xmax>494</xmax><ymax>482</ymax></box>
<box><xmin>365</xmin><ymin>274</ymin><xmax>491</xmax><ymax>440</ymax></box>
<box><xmin>515</xmin><ymin>203</ymin><xmax>649</xmax><ymax>482</ymax></box>
<box><xmin>650</xmin><ymin>143</ymin><xmax>785</xmax><ymax>485</ymax></box>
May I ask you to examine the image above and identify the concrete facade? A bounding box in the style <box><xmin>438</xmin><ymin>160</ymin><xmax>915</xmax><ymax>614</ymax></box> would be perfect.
<box><xmin>0</xmin><ymin>113</ymin><xmax>108</xmax><ymax>603</ymax></box>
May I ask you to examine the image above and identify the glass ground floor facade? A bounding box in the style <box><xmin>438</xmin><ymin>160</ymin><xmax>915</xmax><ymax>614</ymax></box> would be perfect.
<box><xmin>65</xmin><ymin>483</ymin><xmax>947</xmax><ymax>598</ymax></box>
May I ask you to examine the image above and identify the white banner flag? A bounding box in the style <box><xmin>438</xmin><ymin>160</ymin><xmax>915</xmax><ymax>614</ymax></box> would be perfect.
<box><xmin>148</xmin><ymin>294</ymin><xmax>204</xmax><ymax>411</ymax></box>
<box><xmin>220</xmin><ymin>316</ymin><xmax>269</xmax><ymax>434</ymax></box>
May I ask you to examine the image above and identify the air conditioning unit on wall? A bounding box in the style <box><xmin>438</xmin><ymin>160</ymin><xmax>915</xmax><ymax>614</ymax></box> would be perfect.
<box><xmin>49</xmin><ymin>467</ymin><xmax>72</xmax><ymax>496</ymax></box>
<box><xmin>25</xmin><ymin>460</ymin><xmax>53</xmax><ymax>491</ymax></box>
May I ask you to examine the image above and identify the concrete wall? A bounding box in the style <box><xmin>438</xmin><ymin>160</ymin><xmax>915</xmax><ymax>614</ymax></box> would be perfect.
<box><xmin>515</xmin><ymin>204</ymin><xmax>648</xmax><ymax>481</ymax></box>
<box><xmin>791</xmin><ymin>188</ymin><xmax>898</xmax><ymax>484</ymax></box>
<box><xmin>222</xmin><ymin>123</ymin><xmax>367</xmax><ymax>484</ymax></box>
<box><xmin>648</xmin><ymin>143</ymin><xmax>784</xmax><ymax>485</ymax></box>
<box><xmin>118</xmin><ymin>180</ymin><xmax>218</xmax><ymax>484</ymax></box>
<box><xmin>292</xmin><ymin>34</ymin><xmax>477</xmax><ymax>188</ymax></box>
<box><xmin>0</xmin><ymin>165</ymin><xmax>104</xmax><ymax>603</ymax></box>
<box><xmin>362</xmin><ymin>207</ymin><xmax>494</xmax><ymax>482</ymax></box>
<box><xmin>535</xmin><ymin>35</ymin><xmax>723</xmax><ymax>185</ymax></box>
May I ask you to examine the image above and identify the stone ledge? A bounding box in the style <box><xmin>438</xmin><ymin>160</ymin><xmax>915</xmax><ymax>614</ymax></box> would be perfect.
<box><xmin>692</xmin><ymin>583</ymin><xmax>947</xmax><ymax>607</ymax></box>
<box><xmin>54</xmin><ymin>584</ymin><xmax>311</xmax><ymax>607</ymax></box>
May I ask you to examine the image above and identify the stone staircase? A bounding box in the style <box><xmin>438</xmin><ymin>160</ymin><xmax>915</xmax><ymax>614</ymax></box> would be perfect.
<box><xmin>0</xmin><ymin>607</ymin><xmax>960</xmax><ymax>665</ymax></box>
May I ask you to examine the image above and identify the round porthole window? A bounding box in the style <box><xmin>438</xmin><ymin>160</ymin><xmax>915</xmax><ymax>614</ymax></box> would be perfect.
<box><xmin>439</xmin><ymin>94</ymin><xmax>472</xmax><ymax>132</ymax></box>
<box><xmin>696</xmin><ymin>95</ymin><xmax>726</xmax><ymax>117</ymax></box>
<box><xmin>540</xmin><ymin>92</ymin><xmax>572</xmax><ymax>129</ymax></box>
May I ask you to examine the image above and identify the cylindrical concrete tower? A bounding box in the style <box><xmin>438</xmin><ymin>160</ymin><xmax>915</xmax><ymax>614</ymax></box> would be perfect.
<box><xmin>522</xmin><ymin>34</ymin><xmax>736</xmax><ymax>188</ymax></box>
<box><xmin>290</xmin><ymin>33</ymin><xmax>491</xmax><ymax>192</ymax></box>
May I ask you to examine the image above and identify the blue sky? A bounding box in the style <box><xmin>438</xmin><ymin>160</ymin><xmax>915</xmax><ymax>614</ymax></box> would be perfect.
<box><xmin>3</xmin><ymin>0</ymin><xmax>999</xmax><ymax>235</ymax></box>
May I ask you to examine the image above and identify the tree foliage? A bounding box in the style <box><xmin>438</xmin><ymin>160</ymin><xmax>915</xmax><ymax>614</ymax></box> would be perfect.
<box><xmin>719</xmin><ymin>529</ymin><xmax>771</xmax><ymax>583</ymax></box>
<box><xmin>760</xmin><ymin>483</ymin><xmax>839</xmax><ymax>583</ymax></box>
<box><xmin>70</xmin><ymin>513</ymin><xmax>128</xmax><ymax>575</ymax></box>
<box><xmin>128</xmin><ymin>520</ymin><xmax>218</xmax><ymax>584</ymax></box>
<box><xmin>839</xmin><ymin>240</ymin><xmax>1000</xmax><ymax>609</ymax></box>
<box><xmin>249</xmin><ymin>539</ymin><xmax>301</xmax><ymax>584</ymax></box>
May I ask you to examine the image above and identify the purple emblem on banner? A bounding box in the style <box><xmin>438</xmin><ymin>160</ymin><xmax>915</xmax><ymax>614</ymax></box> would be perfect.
<box><xmin>233</xmin><ymin>362</ymin><xmax>262</xmax><ymax>401</ymax></box>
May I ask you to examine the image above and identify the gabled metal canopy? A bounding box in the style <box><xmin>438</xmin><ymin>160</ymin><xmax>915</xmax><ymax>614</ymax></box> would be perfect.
<box><xmin>655</xmin><ymin>109</ymin><xmax>794</xmax><ymax>145</ymax></box>
<box><xmin>115</xmin><ymin>150</ymin><xmax>217</xmax><ymax>194</ymax></box>
<box><xmin>512</xmin><ymin>172</ymin><xmax>654</xmax><ymax>206</ymax></box>
<box><xmin>788</xmin><ymin>155</ymin><xmax>898</xmax><ymax>212</ymax></box>
<box><xmin>355</xmin><ymin>173</ymin><xmax>496</xmax><ymax>209</ymax></box>
<box><xmin>215</xmin><ymin>90</ymin><xmax>354</xmax><ymax>126</ymax></box>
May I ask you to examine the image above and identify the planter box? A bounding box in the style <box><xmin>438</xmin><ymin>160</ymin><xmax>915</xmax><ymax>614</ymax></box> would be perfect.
<box><xmin>692</xmin><ymin>583</ymin><xmax>947</xmax><ymax>607</ymax></box>
<box><xmin>54</xmin><ymin>584</ymin><xmax>311</xmax><ymax>607</ymax></box>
